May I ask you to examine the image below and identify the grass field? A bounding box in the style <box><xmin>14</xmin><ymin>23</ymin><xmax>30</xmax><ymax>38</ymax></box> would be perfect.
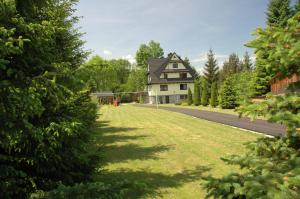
<box><xmin>93</xmin><ymin>105</ymin><xmax>261</xmax><ymax>198</ymax></box>
<box><xmin>158</xmin><ymin>103</ymin><xmax>238</xmax><ymax>116</ymax></box>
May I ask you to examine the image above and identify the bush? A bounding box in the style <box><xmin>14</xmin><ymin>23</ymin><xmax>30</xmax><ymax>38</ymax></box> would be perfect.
<box><xmin>201</xmin><ymin>79</ymin><xmax>209</xmax><ymax>106</ymax></box>
<box><xmin>194</xmin><ymin>81</ymin><xmax>201</xmax><ymax>106</ymax></box>
<box><xmin>203</xmin><ymin>137</ymin><xmax>300</xmax><ymax>199</ymax></box>
<box><xmin>30</xmin><ymin>181</ymin><xmax>146</xmax><ymax>199</ymax></box>
<box><xmin>120</xmin><ymin>94</ymin><xmax>131</xmax><ymax>103</ymax></box>
<box><xmin>187</xmin><ymin>88</ymin><xmax>193</xmax><ymax>105</ymax></box>
<box><xmin>174</xmin><ymin>101</ymin><xmax>182</xmax><ymax>105</ymax></box>
<box><xmin>219</xmin><ymin>78</ymin><xmax>238</xmax><ymax>109</ymax></box>
<box><xmin>210</xmin><ymin>82</ymin><xmax>218</xmax><ymax>107</ymax></box>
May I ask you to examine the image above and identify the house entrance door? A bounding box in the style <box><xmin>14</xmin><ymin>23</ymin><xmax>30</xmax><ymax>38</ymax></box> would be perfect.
<box><xmin>165</xmin><ymin>96</ymin><xmax>170</xmax><ymax>104</ymax></box>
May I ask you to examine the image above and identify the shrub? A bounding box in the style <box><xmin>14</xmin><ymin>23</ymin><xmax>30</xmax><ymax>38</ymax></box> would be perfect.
<box><xmin>187</xmin><ymin>88</ymin><xmax>193</xmax><ymax>105</ymax></box>
<box><xmin>30</xmin><ymin>181</ymin><xmax>146</xmax><ymax>199</ymax></box>
<box><xmin>201</xmin><ymin>79</ymin><xmax>209</xmax><ymax>106</ymax></box>
<box><xmin>193</xmin><ymin>81</ymin><xmax>201</xmax><ymax>106</ymax></box>
<box><xmin>219</xmin><ymin>78</ymin><xmax>238</xmax><ymax>109</ymax></box>
<box><xmin>210</xmin><ymin>82</ymin><xmax>218</xmax><ymax>107</ymax></box>
<box><xmin>174</xmin><ymin>101</ymin><xmax>182</xmax><ymax>105</ymax></box>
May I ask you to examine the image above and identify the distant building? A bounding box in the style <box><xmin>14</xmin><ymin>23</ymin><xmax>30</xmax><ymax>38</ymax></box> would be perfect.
<box><xmin>270</xmin><ymin>73</ymin><xmax>300</xmax><ymax>95</ymax></box>
<box><xmin>147</xmin><ymin>52</ymin><xmax>196</xmax><ymax>104</ymax></box>
<box><xmin>92</xmin><ymin>91</ymin><xmax>114</xmax><ymax>104</ymax></box>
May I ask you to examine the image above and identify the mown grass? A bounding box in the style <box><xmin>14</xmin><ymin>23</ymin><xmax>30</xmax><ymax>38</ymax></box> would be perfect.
<box><xmin>93</xmin><ymin>105</ymin><xmax>261</xmax><ymax>198</ymax></box>
<box><xmin>159</xmin><ymin>103</ymin><xmax>238</xmax><ymax>116</ymax></box>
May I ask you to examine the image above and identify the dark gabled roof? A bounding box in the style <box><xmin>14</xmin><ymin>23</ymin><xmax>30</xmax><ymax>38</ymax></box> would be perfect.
<box><xmin>148</xmin><ymin>52</ymin><xmax>196</xmax><ymax>84</ymax></box>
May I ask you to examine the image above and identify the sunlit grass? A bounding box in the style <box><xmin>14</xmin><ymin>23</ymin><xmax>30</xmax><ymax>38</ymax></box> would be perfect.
<box><xmin>93</xmin><ymin>105</ymin><xmax>261</xmax><ymax>198</ymax></box>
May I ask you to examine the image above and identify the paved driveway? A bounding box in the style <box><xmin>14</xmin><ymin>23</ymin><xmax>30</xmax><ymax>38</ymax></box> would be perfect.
<box><xmin>135</xmin><ymin>105</ymin><xmax>286</xmax><ymax>137</ymax></box>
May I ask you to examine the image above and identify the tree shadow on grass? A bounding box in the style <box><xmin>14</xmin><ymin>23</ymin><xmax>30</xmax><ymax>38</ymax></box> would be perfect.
<box><xmin>93</xmin><ymin>120</ymin><xmax>209</xmax><ymax>198</ymax></box>
<box><xmin>96</xmin><ymin>166</ymin><xmax>210</xmax><ymax>198</ymax></box>
<box><xmin>102</xmin><ymin>144</ymin><xmax>172</xmax><ymax>165</ymax></box>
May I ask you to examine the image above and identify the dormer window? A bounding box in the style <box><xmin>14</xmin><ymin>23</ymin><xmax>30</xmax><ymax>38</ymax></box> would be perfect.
<box><xmin>173</xmin><ymin>63</ymin><xmax>178</xmax><ymax>68</ymax></box>
<box><xmin>164</xmin><ymin>73</ymin><xmax>168</xmax><ymax>79</ymax></box>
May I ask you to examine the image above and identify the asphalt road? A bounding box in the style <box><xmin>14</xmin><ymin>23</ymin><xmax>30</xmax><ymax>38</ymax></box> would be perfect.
<box><xmin>135</xmin><ymin>105</ymin><xmax>286</xmax><ymax>137</ymax></box>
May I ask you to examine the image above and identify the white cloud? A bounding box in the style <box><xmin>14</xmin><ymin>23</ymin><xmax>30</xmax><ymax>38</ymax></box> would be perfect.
<box><xmin>122</xmin><ymin>54</ymin><xmax>136</xmax><ymax>64</ymax></box>
<box><xmin>103</xmin><ymin>50</ymin><xmax>112</xmax><ymax>55</ymax></box>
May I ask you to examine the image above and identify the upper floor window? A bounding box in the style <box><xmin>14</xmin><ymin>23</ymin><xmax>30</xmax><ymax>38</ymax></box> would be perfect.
<box><xmin>180</xmin><ymin>84</ymin><xmax>187</xmax><ymax>90</ymax></box>
<box><xmin>160</xmin><ymin>85</ymin><xmax>168</xmax><ymax>91</ymax></box>
<box><xmin>180</xmin><ymin>73</ymin><xmax>187</xmax><ymax>79</ymax></box>
<box><xmin>173</xmin><ymin>63</ymin><xmax>178</xmax><ymax>68</ymax></box>
<box><xmin>164</xmin><ymin>73</ymin><xmax>168</xmax><ymax>79</ymax></box>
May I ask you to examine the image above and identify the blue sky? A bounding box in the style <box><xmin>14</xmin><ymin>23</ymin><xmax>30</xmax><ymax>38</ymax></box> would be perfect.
<box><xmin>75</xmin><ymin>0</ymin><xmax>269</xmax><ymax>70</ymax></box>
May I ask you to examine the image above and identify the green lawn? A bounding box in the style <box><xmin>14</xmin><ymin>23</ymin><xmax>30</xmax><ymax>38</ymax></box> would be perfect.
<box><xmin>158</xmin><ymin>103</ymin><xmax>238</xmax><ymax>116</ymax></box>
<box><xmin>93</xmin><ymin>105</ymin><xmax>261</xmax><ymax>198</ymax></box>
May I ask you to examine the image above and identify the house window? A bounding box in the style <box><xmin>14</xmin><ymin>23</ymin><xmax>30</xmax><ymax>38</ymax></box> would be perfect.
<box><xmin>180</xmin><ymin>84</ymin><xmax>187</xmax><ymax>90</ymax></box>
<box><xmin>164</xmin><ymin>73</ymin><xmax>168</xmax><ymax>79</ymax></box>
<box><xmin>160</xmin><ymin>85</ymin><xmax>168</xmax><ymax>91</ymax></box>
<box><xmin>180</xmin><ymin>95</ymin><xmax>187</xmax><ymax>100</ymax></box>
<box><xmin>180</xmin><ymin>73</ymin><xmax>187</xmax><ymax>79</ymax></box>
<box><xmin>173</xmin><ymin>63</ymin><xmax>178</xmax><ymax>68</ymax></box>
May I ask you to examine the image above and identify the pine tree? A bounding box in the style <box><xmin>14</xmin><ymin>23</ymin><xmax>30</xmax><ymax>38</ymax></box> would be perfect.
<box><xmin>219</xmin><ymin>78</ymin><xmax>238</xmax><ymax>109</ymax></box>
<box><xmin>241</xmin><ymin>52</ymin><xmax>253</xmax><ymax>71</ymax></box>
<box><xmin>201</xmin><ymin>79</ymin><xmax>209</xmax><ymax>106</ymax></box>
<box><xmin>210</xmin><ymin>82</ymin><xmax>218</xmax><ymax>107</ymax></box>
<box><xmin>193</xmin><ymin>81</ymin><xmax>200</xmax><ymax>106</ymax></box>
<box><xmin>203</xmin><ymin>49</ymin><xmax>219</xmax><ymax>90</ymax></box>
<box><xmin>266</xmin><ymin>0</ymin><xmax>291</xmax><ymax>27</ymax></box>
<box><xmin>187</xmin><ymin>88</ymin><xmax>193</xmax><ymax>105</ymax></box>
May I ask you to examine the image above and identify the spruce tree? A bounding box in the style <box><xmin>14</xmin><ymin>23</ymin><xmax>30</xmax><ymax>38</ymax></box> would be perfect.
<box><xmin>193</xmin><ymin>81</ymin><xmax>200</xmax><ymax>106</ymax></box>
<box><xmin>0</xmin><ymin>1</ymin><xmax>97</xmax><ymax>197</ymax></box>
<box><xmin>219</xmin><ymin>78</ymin><xmax>238</xmax><ymax>109</ymax></box>
<box><xmin>266</xmin><ymin>0</ymin><xmax>291</xmax><ymax>27</ymax></box>
<box><xmin>201</xmin><ymin>79</ymin><xmax>209</xmax><ymax>106</ymax></box>
<box><xmin>203</xmin><ymin>49</ymin><xmax>219</xmax><ymax>90</ymax></box>
<box><xmin>187</xmin><ymin>88</ymin><xmax>193</xmax><ymax>105</ymax></box>
<box><xmin>210</xmin><ymin>82</ymin><xmax>218</xmax><ymax>107</ymax></box>
<box><xmin>241</xmin><ymin>52</ymin><xmax>253</xmax><ymax>71</ymax></box>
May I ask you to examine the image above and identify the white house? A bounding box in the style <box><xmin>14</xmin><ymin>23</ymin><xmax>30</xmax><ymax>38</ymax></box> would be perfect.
<box><xmin>147</xmin><ymin>52</ymin><xmax>196</xmax><ymax>104</ymax></box>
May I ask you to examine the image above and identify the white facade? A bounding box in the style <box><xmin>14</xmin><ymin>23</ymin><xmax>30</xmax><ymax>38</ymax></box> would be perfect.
<box><xmin>147</xmin><ymin>53</ymin><xmax>195</xmax><ymax>104</ymax></box>
<box><xmin>148</xmin><ymin>83</ymin><xmax>194</xmax><ymax>104</ymax></box>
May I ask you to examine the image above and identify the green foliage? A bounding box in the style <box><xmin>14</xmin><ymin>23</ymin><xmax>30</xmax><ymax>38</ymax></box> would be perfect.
<box><xmin>0</xmin><ymin>1</ymin><xmax>98</xmax><ymax>198</ymax></box>
<box><xmin>247</xmin><ymin>12</ymin><xmax>300</xmax><ymax>80</ymax></box>
<box><xmin>202</xmin><ymin>10</ymin><xmax>300</xmax><ymax>199</ymax></box>
<box><xmin>203</xmin><ymin>137</ymin><xmax>300</xmax><ymax>199</ymax></box>
<box><xmin>230</xmin><ymin>71</ymin><xmax>256</xmax><ymax>103</ymax></box>
<box><xmin>174</xmin><ymin>101</ymin><xmax>182</xmax><ymax>105</ymax></box>
<box><xmin>210</xmin><ymin>82</ymin><xmax>218</xmax><ymax>107</ymax></box>
<box><xmin>135</xmin><ymin>40</ymin><xmax>164</xmax><ymax>69</ymax></box>
<box><xmin>193</xmin><ymin>81</ymin><xmax>201</xmax><ymax>106</ymax></box>
<box><xmin>30</xmin><ymin>181</ymin><xmax>145</xmax><ymax>199</ymax></box>
<box><xmin>187</xmin><ymin>88</ymin><xmax>193</xmax><ymax>105</ymax></box>
<box><xmin>240</xmin><ymin>94</ymin><xmax>300</xmax><ymax>136</ymax></box>
<box><xmin>126</xmin><ymin>69</ymin><xmax>147</xmax><ymax>92</ymax></box>
<box><xmin>201</xmin><ymin>79</ymin><xmax>209</xmax><ymax>106</ymax></box>
<box><xmin>138</xmin><ymin>95</ymin><xmax>145</xmax><ymax>104</ymax></box>
<box><xmin>266</xmin><ymin>0</ymin><xmax>291</xmax><ymax>27</ymax></box>
<box><xmin>134</xmin><ymin>40</ymin><xmax>164</xmax><ymax>91</ymax></box>
<box><xmin>241</xmin><ymin>51</ymin><xmax>253</xmax><ymax>71</ymax></box>
<box><xmin>203</xmin><ymin>49</ymin><xmax>219</xmax><ymax>90</ymax></box>
<box><xmin>219</xmin><ymin>78</ymin><xmax>238</xmax><ymax>109</ymax></box>
<box><xmin>76</xmin><ymin>56</ymin><xmax>130</xmax><ymax>92</ymax></box>
<box><xmin>220</xmin><ymin>53</ymin><xmax>242</xmax><ymax>82</ymax></box>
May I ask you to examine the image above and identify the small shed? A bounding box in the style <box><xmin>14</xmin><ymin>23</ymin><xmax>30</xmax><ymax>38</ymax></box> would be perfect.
<box><xmin>270</xmin><ymin>73</ymin><xmax>300</xmax><ymax>95</ymax></box>
<box><xmin>92</xmin><ymin>91</ymin><xmax>114</xmax><ymax>104</ymax></box>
